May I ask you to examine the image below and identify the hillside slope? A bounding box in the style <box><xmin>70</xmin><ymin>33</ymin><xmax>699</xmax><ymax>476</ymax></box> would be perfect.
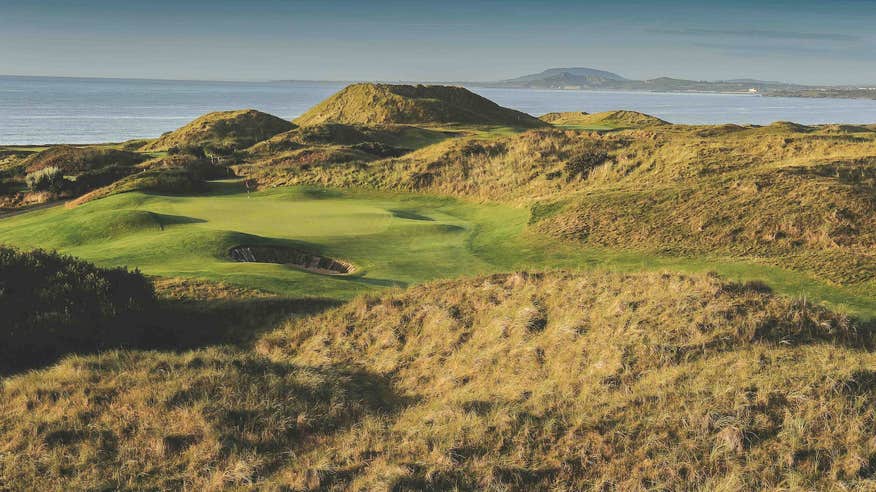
<box><xmin>541</xmin><ymin>110</ymin><xmax>669</xmax><ymax>128</ymax></box>
<box><xmin>492</xmin><ymin>66</ymin><xmax>804</xmax><ymax>93</ymax></box>
<box><xmin>141</xmin><ymin>109</ymin><xmax>294</xmax><ymax>152</ymax></box>
<box><xmin>2</xmin><ymin>271</ymin><xmax>874</xmax><ymax>489</ymax></box>
<box><xmin>23</xmin><ymin>145</ymin><xmax>146</xmax><ymax>173</ymax></box>
<box><xmin>239</xmin><ymin>123</ymin><xmax>876</xmax><ymax>290</ymax></box>
<box><xmin>294</xmin><ymin>83</ymin><xmax>547</xmax><ymax>128</ymax></box>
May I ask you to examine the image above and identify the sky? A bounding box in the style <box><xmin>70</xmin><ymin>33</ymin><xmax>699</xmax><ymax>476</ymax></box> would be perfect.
<box><xmin>1</xmin><ymin>0</ymin><xmax>875</xmax><ymax>85</ymax></box>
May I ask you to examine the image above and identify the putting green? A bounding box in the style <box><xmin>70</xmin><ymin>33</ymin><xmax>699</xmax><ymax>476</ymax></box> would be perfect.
<box><xmin>1</xmin><ymin>183</ymin><xmax>873</xmax><ymax>318</ymax></box>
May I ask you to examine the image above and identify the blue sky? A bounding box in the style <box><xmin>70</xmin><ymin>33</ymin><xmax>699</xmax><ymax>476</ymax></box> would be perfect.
<box><xmin>1</xmin><ymin>0</ymin><xmax>874</xmax><ymax>84</ymax></box>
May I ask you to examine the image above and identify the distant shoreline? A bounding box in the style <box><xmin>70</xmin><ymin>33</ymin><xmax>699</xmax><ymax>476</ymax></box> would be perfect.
<box><xmin>3</xmin><ymin>74</ymin><xmax>875</xmax><ymax>101</ymax></box>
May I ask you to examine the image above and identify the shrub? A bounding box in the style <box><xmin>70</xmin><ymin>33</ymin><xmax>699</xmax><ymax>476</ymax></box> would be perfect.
<box><xmin>0</xmin><ymin>247</ymin><xmax>156</xmax><ymax>372</ymax></box>
<box><xmin>0</xmin><ymin>178</ymin><xmax>19</xmax><ymax>195</ymax></box>
<box><xmin>168</xmin><ymin>144</ymin><xmax>207</xmax><ymax>158</ymax></box>
<box><xmin>25</xmin><ymin>166</ymin><xmax>69</xmax><ymax>193</ymax></box>
<box><xmin>68</xmin><ymin>164</ymin><xmax>137</xmax><ymax>195</ymax></box>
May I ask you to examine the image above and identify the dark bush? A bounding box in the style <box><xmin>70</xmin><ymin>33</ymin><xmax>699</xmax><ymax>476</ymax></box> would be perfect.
<box><xmin>168</xmin><ymin>145</ymin><xmax>207</xmax><ymax>159</ymax></box>
<box><xmin>0</xmin><ymin>247</ymin><xmax>156</xmax><ymax>372</ymax></box>
<box><xmin>352</xmin><ymin>141</ymin><xmax>407</xmax><ymax>158</ymax></box>
<box><xmin>0</xmin><ymin>178</ymin><xmax>20</xmax><ymax>195</ymax></box>
<box><xmin>564</xmin><ymin>151</ymin><xmax>608</xmax><ymax>181</ymax></box>
<box><xmin>69</xmin><ymin>165</ymin><xmax>137</xmax><ymax>195</ymax></box>
<box><xmin>25</xmin><ymin>166</ymin><xmax>70</xmax><ymax>193</ymax></box>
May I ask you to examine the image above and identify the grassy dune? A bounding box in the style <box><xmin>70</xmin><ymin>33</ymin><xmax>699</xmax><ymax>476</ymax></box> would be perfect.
<box><xmin>245</xmin><ymin>121</ymin><xmax>876</xmax><ymax>297</ymax></box>
<box><xmin>294</xmin><ymin>83</ymin><xmax>548</xmax><ymax>128</ymax></box>
<box><xmin>539</xmin><ymin>110</ymin><xmax>669</xmax><ymax>129</ymax></box>
<box><xmin>2</xmin><ymin>272</ymin><xmax>873</xmax><ymax>489</ymax></box>
<box><xmin>141</xmin><ymin>109</ymin><xmax>294</xmax><ymax>152</ymax></box>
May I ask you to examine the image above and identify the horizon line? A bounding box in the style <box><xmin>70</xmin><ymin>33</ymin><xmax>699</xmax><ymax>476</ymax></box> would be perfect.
<box><xmin>2</xmin><ymin>72</ymin><xmax>874</xmax><ymax>88</ymax></box>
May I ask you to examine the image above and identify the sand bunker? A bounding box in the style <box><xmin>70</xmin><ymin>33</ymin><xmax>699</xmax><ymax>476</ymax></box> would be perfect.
<box><xmin>229</xmin><ymin>246</ymin><xmax>355</xmax><ymax>275</ymax></box>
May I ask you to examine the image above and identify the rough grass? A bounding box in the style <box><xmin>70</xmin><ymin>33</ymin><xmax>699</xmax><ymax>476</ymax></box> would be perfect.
<box><xmin>541</xmin><ymin>110</ymin><xmax>669</xmax><ymax>129</ymax></box>
<box><xmin>69</xmin><ymin>168</ymin><xmax>210</xmax><ymax>206</ymax></box>
<box><xmin>67</xmin><ymin>153</ymin><xmax>236</xmax><ymax>206</ymax></box>
<box><xmin>247</xmin><ymin>123</ymin><xmax>450</xmax><ymax>155</ymax></box>
<box><xmin>3</xmin><ymin>271</ymin><xmax>874</xmax><ymax>489</ymax></box>
<box><xmin>243</xmin><ymin>124</ymin><xmax>876</xmax><ymax>291</ymax></box>
<box><xmin>294</xmin><ymin>83</ymin><xmax>548</xmax><ymax>128</ymax></box>
<box><xmin>141</xmin><ymin>109</ymin><xmax>294</xmax><ymax>152</ymax></box>
<box><xmin>22</xmin><ymin>145</ymin><xmax>146</xmax><ymax>173</ymax></box>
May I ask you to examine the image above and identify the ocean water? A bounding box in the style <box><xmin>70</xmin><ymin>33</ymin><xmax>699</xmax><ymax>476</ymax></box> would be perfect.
<box><xmin>1</xmin><ymin>76</ymin><xmax>875</xmax><ymax>144</ymax></box>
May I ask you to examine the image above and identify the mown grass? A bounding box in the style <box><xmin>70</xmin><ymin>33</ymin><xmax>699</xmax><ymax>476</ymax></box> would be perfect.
<box><xmin>0</xmin><ymin>184</ymin><xmax>873</xmax><ymax>318</ymax></box>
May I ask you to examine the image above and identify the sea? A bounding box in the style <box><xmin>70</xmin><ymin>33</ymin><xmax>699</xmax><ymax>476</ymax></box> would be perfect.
<box><xmin>2</xmin><ymin>75</ymin><xmax>876</xmax><ymax>145</ymax></box>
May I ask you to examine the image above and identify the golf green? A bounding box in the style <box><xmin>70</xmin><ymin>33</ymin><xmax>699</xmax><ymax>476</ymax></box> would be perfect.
<box><xmin>1</xmin><ymin>182</ymin><xmax>873</xmax><ymax>318</ymax></box>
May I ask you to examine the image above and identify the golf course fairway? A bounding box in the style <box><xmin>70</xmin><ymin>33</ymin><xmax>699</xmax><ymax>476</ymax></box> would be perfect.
<box><xmin>1</xmin><ymin>181</ymin><xmax>873</xmax><ymax>317</ymax></box>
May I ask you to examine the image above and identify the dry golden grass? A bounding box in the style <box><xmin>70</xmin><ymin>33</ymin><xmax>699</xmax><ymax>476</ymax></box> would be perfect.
<box><xmin>239</xmin><ymin>124</ymin><xmax>876</xmax><ymax>289</ymax></box>
<box><xmin>21</xmin><ymin>145</ymin><xmax>147</xmax><ymax>173</ymax></box>
<box><xmin>246</xmin><ymin>123</ymin><xmax>450</xmax><ymax>155</ymax></box>
<box><xmin>540</xmin><ymin>110</ymin><xmax>669</xmax><ymax>128</ymax></box>
<box><xmin>3</xmin><ymin>271</ymin><xmax>874</xmax><ymax>490</ymax></box>
<box><xmin>141</xmin><ymin>109</ymin><xmax>294</xmax><ymax>152</ymax></box>
<box><xmin>294</xmin><ymin>83</ymin><xmax>547</xmax><ymax>128</ymax></box>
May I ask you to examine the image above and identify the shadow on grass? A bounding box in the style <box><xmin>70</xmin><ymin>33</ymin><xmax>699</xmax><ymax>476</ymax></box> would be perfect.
<box><xmin>152</xmin><ymin>212</ymin><xmax>207</xmax><ymax>229</ymax></box>
<box><xmin>0</xmin><ymin>296</ymin><xmax>339</xmax><ymax>377</ymax></box>
<box><xmin>388</xmin><ymin>208</ymin><xmax>435</xmax><ymax>221</ymax></box>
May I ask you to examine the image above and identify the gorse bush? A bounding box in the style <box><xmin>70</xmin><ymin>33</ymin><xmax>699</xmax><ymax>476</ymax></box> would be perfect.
<box><xmin>0</xmin><ymin>246</ymin><xmax>155</xmax><ymax>372</ymax></box>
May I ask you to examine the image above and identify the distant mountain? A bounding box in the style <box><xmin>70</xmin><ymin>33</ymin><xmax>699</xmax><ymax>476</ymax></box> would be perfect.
<box><xmin>503</xmin><ymin>67</ymin><xmax>627</xmax><ymax>84</ymax></box>
<box><xmin>489</xmin><ymin>67</ymin><xmax>808</xmax><ymax>94</ymax></box>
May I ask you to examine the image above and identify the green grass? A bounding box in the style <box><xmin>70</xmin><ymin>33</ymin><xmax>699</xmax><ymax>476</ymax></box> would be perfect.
<box><xmin>1</xmin><ymin>183</ymin><xmax>873</xmax><ymax>317</ymax></box>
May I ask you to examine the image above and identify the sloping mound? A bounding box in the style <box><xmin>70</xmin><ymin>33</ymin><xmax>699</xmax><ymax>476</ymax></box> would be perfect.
<box><xmin>4</xmin><ymin>271</ymin><xmax>874</xmax><ymax>489</ymax></box>
<box><xmin>248</xmin><ymin>123</ymin><xmax>449</xmax><ymax>154</ymax></box>
<box><xmin>695</xmin><ymin>123</ymin><xmax>748</xmax><ymax>137</ymax></box>
<box><xmin>820</xmin><ymin>124</ymin><xmax>873</xmax><ymax>134</ymax></box>
<box><xmin>539</xmin><ymin>111</ymin><xmax>590</xmax><ymax>124</ymax></box>
<box><xmin>23</xmin><ymin>145</ymin><xmax>146</xmax><ymax>173</ymax></box>
<box><xmin>250</xmin><ymin>271</ymin><xmax>869</xmax><ymax>489</ymax></box>
<box><xmin>588</xmin><ymin>110</ymin><xmax>669</xmax><ymax>128</ymax></box>
<box><xmin>766</xmin><ymin>121</ymin><xmax>813</xmax><ymax>133</ymax></box>
<box><xmin>541</xmin><ymin>110</ymin><xmax>668</xmax><ymax>129</ymax></box>
<box><xmin>69</xmin><ymin>167</ymin><xmax>209</xmax><ymax>206</ymax></box>
<box><xmin>33</xmin><ymin>209</ymin><xmax>174</xmax><ymax>246</ymax></box>
<box><xmin>141</xmin><ymin>109</ymin><xmax>295</xmax><ymax>152</ymax></box>
<box><xmin>532</xmin><ymin>159</ymin><xmax>876</xmax><ymax>285</ymax></box>
<box><xmin>294</xmin><ymin>83</ymin><xmax>547</xmax><ymax>128</ymax></box>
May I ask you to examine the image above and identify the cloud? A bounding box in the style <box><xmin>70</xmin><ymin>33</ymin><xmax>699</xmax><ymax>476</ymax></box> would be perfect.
<box><xmin>650</xmin><ymin>28</ymin><xmax>860</xmax><ymax>42</ymax></box>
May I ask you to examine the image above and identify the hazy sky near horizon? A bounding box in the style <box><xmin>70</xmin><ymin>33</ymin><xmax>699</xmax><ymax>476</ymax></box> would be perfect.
<box><xmin>1</xmin><ymin>0</ymin><xmax>875</xmax><ymax>84</ymax></box>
